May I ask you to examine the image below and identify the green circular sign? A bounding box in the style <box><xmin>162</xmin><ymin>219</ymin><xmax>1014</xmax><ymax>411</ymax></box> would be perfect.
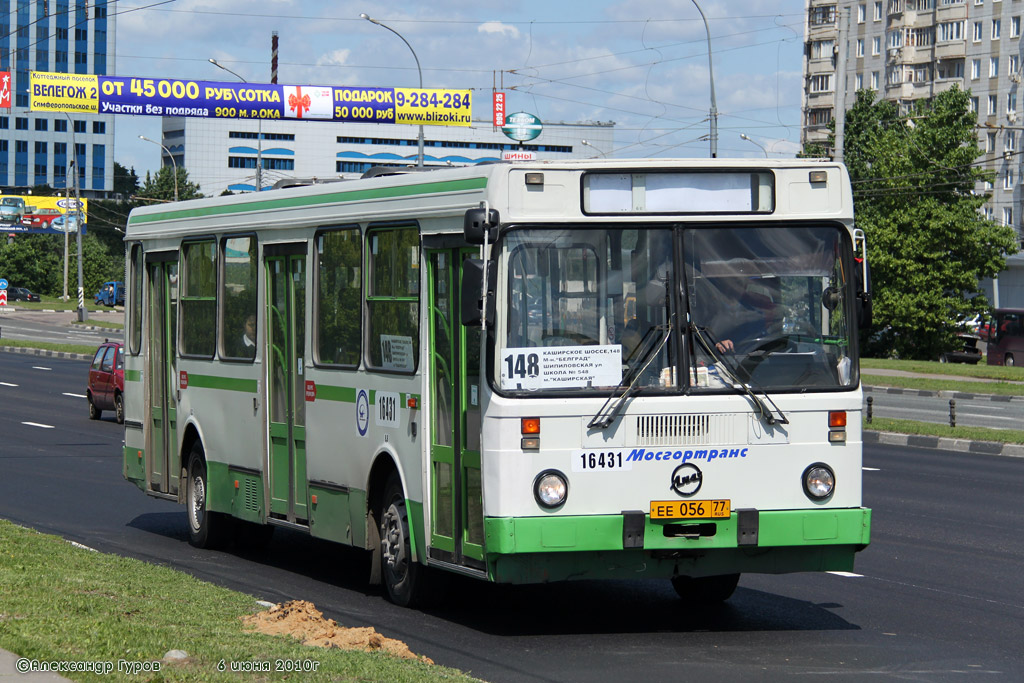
<box><xmin>502</xmin><ymin>112</ymin><xmax>543</xmax><ymax>142</ymax></box>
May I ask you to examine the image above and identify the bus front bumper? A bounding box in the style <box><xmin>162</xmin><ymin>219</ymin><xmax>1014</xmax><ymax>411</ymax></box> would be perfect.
<box><xmin>483</xmin><ymin>507</ymin><xmax>871</xmax><ymax>583</ymax></box>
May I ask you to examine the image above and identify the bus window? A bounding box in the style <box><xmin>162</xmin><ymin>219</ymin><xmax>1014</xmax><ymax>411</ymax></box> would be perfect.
<box><xmin>366</xmin><ymin>226</ymin><xmax>419</xmax><ymax>372</ymax></box>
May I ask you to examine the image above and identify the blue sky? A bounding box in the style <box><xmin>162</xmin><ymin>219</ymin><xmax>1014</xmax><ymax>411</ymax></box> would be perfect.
<box><xmin>115</xmin><ymin>0</ymin><xmax>808</xmax><ymax>176</ymax></box>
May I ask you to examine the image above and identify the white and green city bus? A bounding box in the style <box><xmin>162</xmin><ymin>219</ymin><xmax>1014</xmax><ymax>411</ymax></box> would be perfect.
<box><xmin>122</xmin><ymin>159</ymin><xmax>872</xmax><ymax>606</ymax></box>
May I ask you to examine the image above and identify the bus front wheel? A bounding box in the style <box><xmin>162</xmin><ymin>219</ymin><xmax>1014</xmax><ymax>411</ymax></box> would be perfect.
<box><xmin>380</xmin><ymin>473</ymin><xmax>424</xmax><ymax>607</ymax></box>
<box><xmin>186</xmin><ymin>444</ymin><xmax>229</xmax><ymax>549</ymax></box>
<box><xmin>670</xmin><ymin>573</ymin><xmax>740</xmax><ymax>604</ymax></box>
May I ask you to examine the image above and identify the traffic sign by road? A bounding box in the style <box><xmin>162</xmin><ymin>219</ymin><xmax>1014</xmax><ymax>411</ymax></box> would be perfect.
<box><xmin>0</xmin><ymin>278</ymin><xmax>8</xmax><ymax>290</ymax></box>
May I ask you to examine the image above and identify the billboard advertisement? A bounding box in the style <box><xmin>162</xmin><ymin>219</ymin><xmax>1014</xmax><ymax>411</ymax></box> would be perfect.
<box><xmin>1</xmin><ymin>195</ymin><xmax>88</xmax><ymax>235</ymax></box>
<box><xmin>30</xmin><ymin>71</ymin><xmax>472</xmax><ymax>127</ymax></box>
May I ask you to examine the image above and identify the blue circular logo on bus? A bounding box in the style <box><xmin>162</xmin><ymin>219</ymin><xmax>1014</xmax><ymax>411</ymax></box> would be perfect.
<box><xmin>356</xmin><ymin>389</ymin><xmax>369</xmax><ymax>437</ymax></box>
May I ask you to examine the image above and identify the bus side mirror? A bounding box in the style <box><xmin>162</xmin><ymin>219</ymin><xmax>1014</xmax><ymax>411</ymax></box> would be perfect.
<box><xmin>857</xmin><ymin>291</ymin><xmax>872</xmax><ymax>329</ymax></box>
<box><xmin>461</xmin><ymin>258</ymin><xmax>496</xmax><ymax>326</ymax></box>
<box><xmin>464</xmin><ymin>208</ymin><xmax>500</xmax><ymax>245</ymax></box>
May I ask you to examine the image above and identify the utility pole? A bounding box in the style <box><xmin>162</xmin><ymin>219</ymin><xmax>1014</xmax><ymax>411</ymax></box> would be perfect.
<box><xmin>834</xmin><ymin>6</ymin><xmax>849</xmax><ymax>164</ymax></box>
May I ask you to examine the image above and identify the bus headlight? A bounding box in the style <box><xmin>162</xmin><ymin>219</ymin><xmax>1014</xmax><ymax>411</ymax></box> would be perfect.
<box><xmin>802</xmin><ymin>463</ymin><xmax>835</xmax><ymax>501</ymax></box>
<box><xmin>534</xmin><ymin>470</ymin><xmax>568</xmax><ymax>509</ymax></box>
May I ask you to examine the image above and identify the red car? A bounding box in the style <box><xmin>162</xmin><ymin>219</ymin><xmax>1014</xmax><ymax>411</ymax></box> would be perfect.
<box><xmin>87</xmin><ymin>341</ymin><xmax>124</xmax><ymax>423</ymax></box>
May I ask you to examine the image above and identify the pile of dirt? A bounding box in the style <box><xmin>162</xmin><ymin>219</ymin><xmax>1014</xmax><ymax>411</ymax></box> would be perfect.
<box><xmin>242</xmin><ymin>600</ymin><xmax>433</xmax><ymax>664</ymax></box>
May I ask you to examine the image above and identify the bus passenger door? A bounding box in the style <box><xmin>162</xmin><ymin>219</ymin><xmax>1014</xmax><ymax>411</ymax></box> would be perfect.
<box><xmin>146</xmin><ymin>258</ymin><xmax>179</xmax><ymax>496</ymax></box>
<box><xmin>265</xmin><ymin>247</ymin><xmax>309</xmax><ymax>524</ymax></box>
<box><xmin>427</xmin><ymin>248</ymin><xmax>485</xmax><ymax>569</ymax></box>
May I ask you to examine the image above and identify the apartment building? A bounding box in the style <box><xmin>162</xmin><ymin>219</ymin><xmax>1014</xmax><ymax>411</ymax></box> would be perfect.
<box><xmin>0</xmin><ymin>0</ymin><xmax>115</xmax><ymax>197</ymax></box>
<box><xmin>802</xmin><ymin>0</ymin><xmax>1023</xmax><ymax>304</ymax></box>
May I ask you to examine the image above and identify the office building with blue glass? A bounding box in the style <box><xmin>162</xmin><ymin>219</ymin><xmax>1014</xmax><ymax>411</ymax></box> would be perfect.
<box><xmin>0</xmin><ymin>0</ymin><xmax>115</xmax><ymax>196</ymax></box>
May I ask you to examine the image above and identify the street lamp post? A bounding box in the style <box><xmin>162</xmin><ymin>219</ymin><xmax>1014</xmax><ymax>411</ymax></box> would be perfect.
<box><xmin>361</xmin><ymin>13</ymin><xmax>425</xmax><ymax>168</ymax></box>
<box><xmin>580</xmin><ymin>139</ymin><xmax>608</xmax><ymax>158</ymax></box>
<box><xmin>740</xmin><ymin>133</ymin><xmax>768</xmax><ymax>157</ymax></box>
<box><xmin>209</xmin><ymin>58</ymin><xmax>263</xmax><ymax>190</ymax></box>
<box><xmin>691</xmin><ymin>0</ymin><xmax>718</xmax><ymax>158</ymax></box>
<box><xmin>138</xmin><ymin>135</ymin><xmax>178</xmax><ymax>202</ymax></box>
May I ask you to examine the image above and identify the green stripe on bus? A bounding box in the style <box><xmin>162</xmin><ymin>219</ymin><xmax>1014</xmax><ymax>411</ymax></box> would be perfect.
<box><xmin>183</xmin><ymin>374</ymin><xmax>258</xmax><ymax>393</ymax></box>
<box><xmin>125</xmin><ymin>369</ymin><xmax>142</xmax><ymax>382</ymax></box>
<box><xmin>128</xmin><ymin>177</ymin><xmax>489</xmax><ymax>226</ymax></box>
<box><xmin>315</xmin><ymin>384</ymin><xmax>356</xmax><ymax>403</ymax></box>
<box><xmin>313</xmin><ymin>385</ymin><xmax>421</xmax><ymax>406</ymax></box>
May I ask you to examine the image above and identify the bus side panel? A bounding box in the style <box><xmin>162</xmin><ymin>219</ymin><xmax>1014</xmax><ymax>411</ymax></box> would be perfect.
<box><xmin>176</xmin><ymin>358</ymin><xmax>264</xmax><ymax>516</ymax></box>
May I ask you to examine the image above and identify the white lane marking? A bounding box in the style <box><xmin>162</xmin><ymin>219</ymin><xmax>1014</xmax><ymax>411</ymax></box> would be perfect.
<box><xmin>63</xmin><ymin>392</ymin><xmax>87</xmax><ymax>398</ymax></box>
<box><xmin>827</xmin><ymin>571</ymin><xmax>864</xmax><ymax>578</ymax></box>
<box><xmin>0</xmin><ymin>381</ymin><xmax>18</xmax><ymax>387</ymax></box>
<box><xmin>22</xmin><ymin>421</ymin><xmax>55</xmax><ymax>429</ymax></box>
<box><xmin>863</xmin><ymin>467</ymin><xmax>880</xmax><ymax>471</ymax></box>
<box><xmin>32</xmin><ymin>366</ymin><xmax>52</xmax><ymax>371</ymax></box>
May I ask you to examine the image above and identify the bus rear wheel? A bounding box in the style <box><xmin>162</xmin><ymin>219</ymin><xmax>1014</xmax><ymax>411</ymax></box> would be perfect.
<box><xmin>670</xmin><ymin>573</ymin><xmax>740</xmax><ymax>604</ymax></box>
<box><xmin>186</xmin><ymin>444</ymin><xmax>229</xmax><ymax>549</ymax></box>
<box><xmin>380</xmin><ymin>473</ymin><xmax>424</xmax><ymax>607</ymax></box>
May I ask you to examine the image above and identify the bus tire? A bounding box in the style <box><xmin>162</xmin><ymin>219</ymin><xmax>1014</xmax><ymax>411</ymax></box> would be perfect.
<box><xmin>87</xmin><ymin>392</ymin><xmax>101</xmax><ymax>420</ymax></box>
<box><xmin>186</xmin><ymin>444</ymin><xmax>229</xmax><ymax>549</ymax></box>
<box><xmin>380</xmin><ymin>472</ymin><xmax>423</xmax><ymax>607</ymax></box>
<box><xmin>670</xmin><ymin>573</ymin><xmax>740</xmax><ymax>604</ymax></box>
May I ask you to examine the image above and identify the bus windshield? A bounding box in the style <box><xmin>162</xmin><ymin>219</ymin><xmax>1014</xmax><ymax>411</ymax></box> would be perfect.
<box><xmin>498</xmin><ymin>225</ymin><xmax>856</xmax><ymax>395</ymax></box>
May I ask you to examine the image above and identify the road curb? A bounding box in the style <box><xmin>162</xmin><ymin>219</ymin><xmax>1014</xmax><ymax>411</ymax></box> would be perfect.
<box><xmin>863</xmin><ymin>384</ymin><xmax>1024</xmax><ymax>402</ymax></box>
<box><xmin>0</xmin><ymin>346</ymin><xmax>92</xmax><ymax>361</ymax></box>
<box><xmin>864</xmin><ymin>430</ymin><xmax>1024</xmax><ymax>458</ymax></box>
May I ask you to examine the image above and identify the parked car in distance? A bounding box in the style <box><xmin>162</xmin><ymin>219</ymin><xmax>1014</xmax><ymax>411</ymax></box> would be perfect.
<box><xmin>87</xmin><ymin>341</ymin><xmax>125</xmax><ymax>423</ymax></box>
<box><xmin>940</xmin><ymin>332</ymin><xmax>982</xmax><ymax>364</ymax></box>
<box><xmin>7</xmin><ymin>286</ymin><xmax>41</xmax><ymax>302</ymax></box>
<box><xmin>94</xmin><ymin>280</ymin><xmax>125</xmax><ymax>306</ymax></box>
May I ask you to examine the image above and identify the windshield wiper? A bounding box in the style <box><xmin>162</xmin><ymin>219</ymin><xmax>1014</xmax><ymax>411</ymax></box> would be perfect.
<box><xmin>588</xmin><ymin>317</ymin><xmax>674</xmax><ymax>430</ymax></box>
<box><xmin>690</xmin><ymin>324</ymin><xmax>789</xmax><ymax>427</ymax></box>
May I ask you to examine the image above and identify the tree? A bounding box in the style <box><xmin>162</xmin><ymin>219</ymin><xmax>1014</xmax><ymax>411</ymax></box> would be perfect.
<box><xmin>831</xmin><ymin>87</ymin><xmax>1018</xmax><ymax>360</ymax></box>
<box><xmin>113</xmin><ymin>162</ymin><xmax>140</xmax><ymax>198</ymax></box>
<box><xmin>137</xmin><ymin>165</ymin><xmax>202</xmax><ymax>203</ymax></box>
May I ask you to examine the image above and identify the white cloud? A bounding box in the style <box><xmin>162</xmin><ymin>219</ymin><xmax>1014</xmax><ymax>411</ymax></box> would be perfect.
<box><xmin>317</xmin><ymin>50</ymin><xmax>353</xmax><ymax>67</ymax></box>
<box><xmin>478</xmin><ymin>21</ymin><xmax>521</xmax><ymax>38</ymax></box>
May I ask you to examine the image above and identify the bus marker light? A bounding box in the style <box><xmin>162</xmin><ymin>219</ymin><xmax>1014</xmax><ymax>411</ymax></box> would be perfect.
<box><xmin>828</xmin><ymin>431</ymin><xmax>847</xmax><ymax>443</ymax></box>
<box><xmin>828</xmin><ymin>411</ymin><xmax>847</xmax><ymax>428</ymax></box>
<box><xmin>234</xmin><ymin>480</ymin><xmax>239</xmax><ymax>489</ymax></box>
<box><xmin>809</xmin><ymin>170</ymin><xmax>828</xmax><ymax>184</ymax></box>
<box><xmin>521</xmin><ymin>437</ymin><xmax>540</xmax><ymax>451</ymax></box>
<box><xmin>521</xmin><ymin>417</ymin><xmax>540</xmax><ymax>434</ymax></box>
<box><xmin>524</xmin><ymin>172</ymin><xmax>544</xmax><ymax>186</ymax></box>
<box><xmin>407</xmin><ymin>396</ymin><xmax>418</xmax><ymax>409</ymax></box>
<box><xmin>311</xmin><ymin>495</ymin><xmax>318</xmax><ymax>505</ymax></box>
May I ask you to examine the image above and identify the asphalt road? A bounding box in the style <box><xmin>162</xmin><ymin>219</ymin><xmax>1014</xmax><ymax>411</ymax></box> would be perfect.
<box><xmin>864</xmin><ymin>390</ymin><xmax>1024</xmax><ymax>430</ymax></box>
<box><xmin>0</xmin><ymin>308</ymin><xmax>123</xmax><ymax>348</ymax></box>
<box><xmin>0</xmin><ymin>352</ymin><xmax>1022</xmax><ymax>682</ymax></box>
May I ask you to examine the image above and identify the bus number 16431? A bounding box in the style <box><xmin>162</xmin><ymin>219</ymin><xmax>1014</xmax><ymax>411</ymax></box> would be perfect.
<box><xmin>572</xmin><ymin>451</ymin><xmax>632</xmax><ymax>472</ymax></box>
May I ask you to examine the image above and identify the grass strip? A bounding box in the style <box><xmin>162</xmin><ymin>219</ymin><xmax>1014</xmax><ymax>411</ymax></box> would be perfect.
<box><xmin>0</xmin><ymin>520</ymin><xmax>480</xmax><ymax>683</ymax></box>
<box><xmin>863</xmin><ymin>417</ymin><xmax>1024</xmax><ymax>445</ymax></box>
<box><xmin>862</xmin><ymin>372</ymin><xmax>1024</xmax><ymax>397</ymax></box>
<box><xmin>0</xmin><ymin>339</ymin><xmax>97</xmax><ymax>355</ymax></box>
<box><xmin>862</xmin><ymin>357</ymin><xmax>1024</xmax><ymax>382</ymax></box>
